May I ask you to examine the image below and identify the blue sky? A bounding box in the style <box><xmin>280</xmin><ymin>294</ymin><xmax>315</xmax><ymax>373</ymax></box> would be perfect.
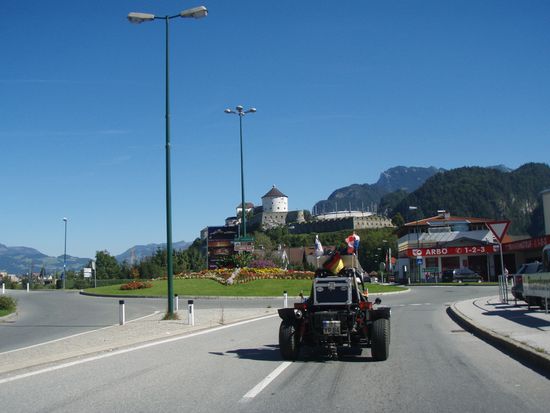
<box><xmin>2</xmin><ymin>0</ymin><xmax>549</xmax><ymax>258</ymax></box>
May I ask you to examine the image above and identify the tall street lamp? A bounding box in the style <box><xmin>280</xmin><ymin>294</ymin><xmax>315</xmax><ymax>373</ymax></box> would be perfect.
<box><xmin>224</xmin><ymin>105</ymin><xmax>256</xmax><ymax>239</ymax></box>
<box><xmin>128</xmin><ymin>5</ymin><xmax>208</xmax><ymax>317</ymax></box>
<box><xmin>409</xmin><ymin>206</ymin><xmax>420</xmax><ymax>282</ymax></box>
<box><xmin>62</xmin><ymin>217</ymin><xmax>68</xmax><ymax>289</ymax></box>
<box><xmin>382</xmin><ymin>239</ymin><xmax>388</xmax><ymax>283</ymax></box>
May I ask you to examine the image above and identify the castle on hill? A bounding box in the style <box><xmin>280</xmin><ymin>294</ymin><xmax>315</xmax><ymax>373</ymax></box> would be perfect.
<box><xmin>228</xmin><ymin>185</ymin><xmax>393</xmax><ymax>234</ymax></box>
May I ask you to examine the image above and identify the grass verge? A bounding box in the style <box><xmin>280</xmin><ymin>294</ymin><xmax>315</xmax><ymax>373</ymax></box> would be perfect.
<box><xmin>0</xmin><ymin>295</ymin><xmax>17</xmax><ymax>317</ymax></box>
<box><xmin>84</xmin><ymin>279</ymin><xmax>406</xmax><ymax>297</ymax></box>
<box><xmin>0</xmin><ymin>309</ymin><xmax>14</xmax><ymax>317</ymax></box>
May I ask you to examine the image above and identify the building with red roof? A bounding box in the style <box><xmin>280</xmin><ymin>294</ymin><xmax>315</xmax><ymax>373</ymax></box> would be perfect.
<box><xmin>397</xmin><ymin>210</ymin><xmax>511</xmax><ymax>281</ymax></box>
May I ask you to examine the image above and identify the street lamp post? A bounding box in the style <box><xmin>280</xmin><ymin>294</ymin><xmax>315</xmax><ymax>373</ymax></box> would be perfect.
<box><xmin>128</xmin><ymin>5</ymin><xmax>207</xmax><ymax>317</ymax></box>
<box><xmin>409</xmin><ymin>206</ymin><xmax>420</xmax><ymax>282</ymax></box>
<box><xmin>224</xmin><ymin>105</ymin><xmax>256</xmax><ymax>239</ymax></box>
<box><xmin>62</xmin><ymin>217</ymin><xmax>67</xmax><ymax>289</ymax></box>
<box><xmin>382</xmin><ymin>239</ymin><xmax>388</xmax><ymax>283</ymax></box>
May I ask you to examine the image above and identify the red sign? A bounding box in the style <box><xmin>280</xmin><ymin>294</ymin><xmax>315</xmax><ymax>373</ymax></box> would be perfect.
<box><xmin>486</xmin><ymin>221</ymin><xmax>511</xmax><ymax>243</ymax></box>
<box><xmin>503</xmin><ymin>235</ymin><xmax>550</xmax><ymax>253</ymax></box>
<box><xmin>407</xmin><ymin>245</ymin><xmax>498</xmax><ymax>257</ymax></box>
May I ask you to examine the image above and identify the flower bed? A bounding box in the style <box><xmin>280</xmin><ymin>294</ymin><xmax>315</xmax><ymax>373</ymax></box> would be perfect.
<box><xmin>172</xmin><ymin>268</ymin><xmax>314</xmax><ymax>285</ymax></box>
<box><xmin>120</xmin><ymin>281</ymin><xmax>153</xmax><ymax>290</ymax></box>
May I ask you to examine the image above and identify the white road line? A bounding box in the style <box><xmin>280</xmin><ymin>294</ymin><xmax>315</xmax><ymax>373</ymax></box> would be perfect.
<box><xmin>0</xmin><ymin>311</ymin><xmax>161</xmax><ymax>355</ymax></box>
<box><xmin>240</xmin><ymin>361</ymin><xmax>293</xmax><ymax>402</ymax></box>
<box><xmin>0</xmin><ymin>313</ymin><xmax>278</xmax><ymax>385</ymax></box>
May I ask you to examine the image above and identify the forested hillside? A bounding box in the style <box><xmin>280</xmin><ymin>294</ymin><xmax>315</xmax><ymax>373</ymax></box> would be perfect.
<box><xmin>387</xmin><ymin>163</ymin><xmax>550</xmax><ymax>236</ymax></box>
<box><xmin>313</xmin><ymin>166</ymin><xmax>443</xmax><ymax>213</ymax></box>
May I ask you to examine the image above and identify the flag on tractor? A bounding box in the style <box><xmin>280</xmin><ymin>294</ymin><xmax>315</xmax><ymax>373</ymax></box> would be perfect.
<box><xmin>323</xmin><ymin>251</ymin><xmax>344</xmax><ymax>274</ymax></box>
<box><xmin>314</xmin><ymin>235</ymin><xmax>324</xmax><ymax>257</ymax></box>
<box><xmin>345</xmin><ymin>232</ymin><xmax>360</xmax><ymax>254</ymax></box>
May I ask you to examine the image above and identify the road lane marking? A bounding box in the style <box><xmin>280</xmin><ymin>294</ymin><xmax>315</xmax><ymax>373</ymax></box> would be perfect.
<box><xmin>389</xmin><ymin>303</ymin><xmax>432</xmax><ymax>308</ymax></box>
<box><xmin>241</xmin><ymin>361</ymin><xmax>292</xmax><ymax>402</ymax></box>
<box><xmin>0</xmin><ymin>313</ymin><xmax>278</xmax><ymax>385</ymax></box>
<box><xmin>0</xmin><ymin>311</ymin><xmax>161</xmax><ymax>355</ymax></box>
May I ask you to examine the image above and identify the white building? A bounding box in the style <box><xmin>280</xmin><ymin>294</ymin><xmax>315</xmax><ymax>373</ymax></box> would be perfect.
<box><xmin>262</xmin><ymin>186</ymin><xmax>288</xmax><ymax>213</ymax></box>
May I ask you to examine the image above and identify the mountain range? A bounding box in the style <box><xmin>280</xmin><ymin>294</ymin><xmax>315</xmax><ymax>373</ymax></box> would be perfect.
<box><xmin>312</xmin><ymin>166</ymin><xmax>445</xmax><ymax>214</ymax></box>
<box><xmin>386</xmin><ymin>162</ymin><xmax>550</xmax><ymax>237</ymax></box>
<box><xmin>0</xmin><ymin>241</ymin><xmax>191</xmax><ymax>276</ymax></box>
<box><xmin>3</xmin><ymin>163</ymin><xmax>548</xmax><ymax>275</ymax></box>
<box><xmin>312</xmin><ymin>164</ymin><xmax>514</xmax><ymax>215</ymax></box>
<box><xmin>115</xmin><ymin>241</ymin><xmax>192</xmax><ymax>264</ymax></box>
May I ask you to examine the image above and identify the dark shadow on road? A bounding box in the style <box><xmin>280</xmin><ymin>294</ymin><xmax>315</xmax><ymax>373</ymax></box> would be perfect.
<box><xmin>479</xmin><ymin>305</ymin><xmax>550</xmax><ymax>330</ymax></box>
<box><xmin>209</xmin><ymin>344</ymin><xmax>376</xmax><ymax>363</ymax></box>
<box><xmin>447</xmin><ymin>306</ymin><xmax>550</xmax><ymax>379</ymax></box>
<box><xmin>209</xmin><ymin>344</ymin><xmax>281</xmax><ymax>362</ymax></box>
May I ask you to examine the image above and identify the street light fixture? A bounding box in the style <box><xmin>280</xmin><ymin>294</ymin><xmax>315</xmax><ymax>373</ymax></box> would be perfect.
<box><xmin>409</xmin><ymin>206</ymin><xmax>420</xmax><ymax>282</ymax></box>
<box><xmin>128</xmin><ymin>5</ymin><xmax>207</xmax><ymax>317</ymax></box>
<box><xmin>224</xmin><ymin>105</ymin><xmax>257</xmax><ymax>239</ymax></box>
<box><xmin>62</xmin><ymin>217</ymin><xmax>68</xmax><ymax>289</ymax></box>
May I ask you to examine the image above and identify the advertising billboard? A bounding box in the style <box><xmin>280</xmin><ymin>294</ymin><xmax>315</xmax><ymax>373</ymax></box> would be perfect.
<box><xmin>207</xmin><ymin>225</ymin><xmax>238</xmax><ymax>269</ymax></box>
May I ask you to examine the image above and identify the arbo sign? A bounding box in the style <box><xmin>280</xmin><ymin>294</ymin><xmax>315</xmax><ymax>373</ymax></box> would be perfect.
<box><xmin>407</xmin><ymin>245</ymin><xmax>497</xmax><ymax>257</ymax></box>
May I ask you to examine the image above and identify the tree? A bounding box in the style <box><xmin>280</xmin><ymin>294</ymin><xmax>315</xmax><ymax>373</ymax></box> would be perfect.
<box><xmin>391</xmin><ymin>212</ymin><xmax>405</xmax><ymax>228</ymax></box>
<box><xmin>252</xmin><ymin>231</ymin><xmax>275</xmax><ymax>252</ymax></box>
<box><xmin>95</xmin><ymin>250</ymin><xmax>121</xmax><ymax>279</ymax></box>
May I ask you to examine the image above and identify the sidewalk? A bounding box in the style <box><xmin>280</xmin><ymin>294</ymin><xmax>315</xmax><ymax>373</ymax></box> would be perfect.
<box><xmin>0</xmin><ymin>306</ymin><xmax>278</xmax><ymax>378</ymax></box>
<box><xmin>449</xmin><ymin>296</ymin><xmax>550</xmax><ymax>373</ymax></box>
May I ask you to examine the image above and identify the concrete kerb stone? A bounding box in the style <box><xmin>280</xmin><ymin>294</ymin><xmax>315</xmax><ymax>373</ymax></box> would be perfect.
<box><xmin>79</xmin><ymin>287</ymin><xmax>410</xmax><ymax>300</ymax></box>
<box><xmin>448</xmin><ymin>300</ymin><xmax>550</xmax><ymax>375</ymax></box>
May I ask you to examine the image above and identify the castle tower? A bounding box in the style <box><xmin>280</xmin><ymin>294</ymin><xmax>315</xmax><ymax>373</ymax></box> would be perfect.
<box><xmin>262</xmin><ymin>185</ymin><xmax>288</xmax><ymax>213</ymax></box>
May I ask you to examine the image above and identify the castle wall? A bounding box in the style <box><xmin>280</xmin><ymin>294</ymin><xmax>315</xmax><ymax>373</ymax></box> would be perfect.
<box><xmin>289</xmin><ymin>215</ymin><xmax>394</xmax><ymax>234</ymax></box>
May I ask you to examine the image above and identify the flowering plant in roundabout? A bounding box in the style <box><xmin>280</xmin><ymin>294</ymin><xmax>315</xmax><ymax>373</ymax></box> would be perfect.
<box><xmin>173</xmin><ymin>267</ymin><xmax>314</xmax><ymax>285</ymax></box>
<box><xmin>120</xmin><ymin>281</ymin><xmax>153</xmax><ymax>290</ymax></box>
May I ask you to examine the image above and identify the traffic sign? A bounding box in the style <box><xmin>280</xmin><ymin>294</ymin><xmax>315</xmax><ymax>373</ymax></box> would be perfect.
<box><xmin>416</xmin><ymin>257</ymin><xmax>423</xmax><ymax>265</ymax></box>
<box><xmin>234</xmin><ymin>241</ymin><xmax>254</xmax><ymax>252</ymax></box>
<box><xmin>486</xmin><ymin>221</ymin><xmax>511</xmax><ymax>243</ymax></box>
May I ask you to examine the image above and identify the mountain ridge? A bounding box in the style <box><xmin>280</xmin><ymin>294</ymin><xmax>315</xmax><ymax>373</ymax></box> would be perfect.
<box><xmin>0</xmin><ymin>241</ymin><xmax>191</xmax><ymax>275</ymax></box>
<box><xmin>386</xmin><ymin>162</ymin><xmax>550</xmax><ymax>236</ymax></box>
<box><xmin>313</xmin><ymin>166</ymin><xmax>445</xmax><ymax>214</ymax></box>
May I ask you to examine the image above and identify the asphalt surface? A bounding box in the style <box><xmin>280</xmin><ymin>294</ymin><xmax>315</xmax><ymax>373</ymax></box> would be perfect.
<box><xmin>1</xmin><ymin>286</ymin><xmax>549</xmax><ymax>413</ymax></box>
<box><xmin>449</xmin><ymin>294</ymin><xmax>550</xmax><ymax>373</ymax></box>
<box><xmin>0</xmin><ymin>289</ymin><xmax>284</xmax><ymax>352</ymax></box>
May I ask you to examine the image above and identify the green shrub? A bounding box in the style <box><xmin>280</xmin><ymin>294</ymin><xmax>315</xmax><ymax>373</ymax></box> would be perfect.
<box><xmin>0</xmin><ymin>295</ymin><xmax>17</xmax><ymax>311</ymax></box>
<box><xmin>1</xmin><ymin>277</ymin><xmax>16</xmax><ymax>289</ymax></box>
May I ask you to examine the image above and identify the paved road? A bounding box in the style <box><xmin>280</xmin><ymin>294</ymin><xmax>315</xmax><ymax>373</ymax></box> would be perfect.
<box><xmin>0</xmin><ymin>289</ymin><xmax>285</xmax><ymax>352</ymax></box>
<box><xmin>1</xmin><ymin>286</ymin><xmax>549</xmax><ymax>412</ymax></box>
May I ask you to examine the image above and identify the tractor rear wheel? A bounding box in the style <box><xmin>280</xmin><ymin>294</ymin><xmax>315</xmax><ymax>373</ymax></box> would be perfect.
<box><xmin>279</xmin><ymin>321</ymin><xmax>300</xmax><ymax>360</ymax></box>
<box><xmin>371</xmin><ymin>318</ymin><xmax>390</xmax><ymax>361</ymax></box>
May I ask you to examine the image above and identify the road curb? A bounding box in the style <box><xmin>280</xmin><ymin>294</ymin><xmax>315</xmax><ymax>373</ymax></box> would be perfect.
<box><xmin>79</xmin><ymin>288</ymin><xmax>410</xmax><ymax>300</ymax></box>
<box><xmin>447</xmin><ymin>301</ymin><xmax>550</xmax><ymax>376</ymax></box>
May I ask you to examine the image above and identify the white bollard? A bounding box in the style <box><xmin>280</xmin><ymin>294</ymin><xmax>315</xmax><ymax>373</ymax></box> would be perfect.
<box><xmin>175</xmin><ymin>294</ymin><xmax>179</xmax><ymax>312</ymax></box>
<box><xmin>188</xmin><ymin>300</ymin><xmax>195</xmax><ymax>326</ymax></box>
<box><xmin>283</xmin><ymin>291</ymin><xmax>288</xmax><ymax>308</ymax></box>
<box><xmin>3</xmin><ymin>283</ymin><xmax>6</xmax><ymax>294</ymax></box>
<box><xmin>26</xmin><ymin>282</ymin><xmax>30</xmax><ymax>292</ymax></box>
<box><xmin>119</xmin><ymin>300</ymin><xmax>125</xmax><ymax>325</ymax></box>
